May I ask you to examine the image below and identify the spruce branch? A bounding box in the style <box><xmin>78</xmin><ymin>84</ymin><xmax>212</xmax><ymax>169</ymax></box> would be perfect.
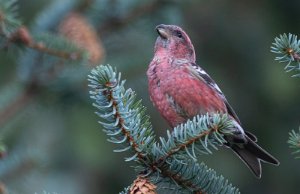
<box><xmin>7</xmin><ymin>27</ymin><xmax>88</xmax><ymax>61</ymax></box>
<box><xmin>119</xmin><ymin>186</ymin><xmax>130</xmax><ymax>194</ymax></box>
<box><xmin>288</xmin><ymin>128</ymin><xmax>300</xmax><ymax>159</ymax></box>
<box><xmin>271</xmin><ymin>33</ymin><xmax>300</xmax><ymax>77</ymax></box>
<box><xmin>0</xmin><ymin>1</ymin><xmax>89</xmax><ymax>126</ymax></box>
<box><xmin>88</xmin><ymin>65</ymin><xmax>155</xmax><ymax>165</ymax></box>
<box><xmin>88</xmin><ymin>65</ymin><xmax>240</xmax><ymax>194</ymax></box>
<box><xmin>0</xmin><ymin>0</ymin><xmax>21</xmax><ymax>37</ymax></box>
<box><xmin>153</xmin><ymin>113</ymin><xmax>233</xmax><ymax>163</ymax></box>
<box><xmin>148</xmin><ymin>115</ymin><xmax>238</xmax><ymax>194</ymax></box>
<box><xmin>27</xmin><ymin>33</ymin><xmax>87</xmax><ymax>61</ymax></box>
<box><xmin>153</xmin><ymin>159</ymin><xmax>239</xmax><ymax>194</ymax></box>
<box><xmin>271</xmin><ymin>33</ymin><xmax>300</xmax><ymax>160</ymax></box>
<box><xmin>0</xmin><ymin>0</ymin><xmax>88</xmax><ymax>62</ymax></box>
<box><xmin>0</xmin><ymin>33</ymin><xmax>87</xmax><ymax>127</ymax></box>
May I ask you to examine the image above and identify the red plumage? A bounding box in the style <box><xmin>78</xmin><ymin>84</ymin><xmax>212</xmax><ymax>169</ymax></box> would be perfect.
<box><xmin>147</xmin><ymin>24</ymin><xmax>279</xmax><ymax>178</ymax></box>
<box><xmin>148</xmin><ymin>59</ymin><xmax>226</xmax><ymax>127</ymax></box>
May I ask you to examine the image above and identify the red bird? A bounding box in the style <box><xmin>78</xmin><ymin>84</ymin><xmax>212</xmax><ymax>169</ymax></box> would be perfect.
<box><xmin>147</xmin><ymin>24</ymin><xmax>279</xmax><ymax>178</ymax></box>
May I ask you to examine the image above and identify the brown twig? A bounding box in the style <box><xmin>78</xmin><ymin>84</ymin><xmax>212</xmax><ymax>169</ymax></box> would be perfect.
<box><xmin>27</xmin><ymin>41</ymin><xmax>81</xmax><ymax>60</ymax></box>
<box><xmin>158</xmin><ymin>129</ymin><xmax>212</xmax><ymax>164</ymax></box>
<box><xmin>105</xmin><ymin>85</ymin><xmax>147</xmax><ymax>162</ymax></box>
<box><xmin>0</xmin><ymin>25</ymin><xmax>80</xmax><ymax>127</ymax></box>
<box><xmin>150</xmin><ymin>129</ymin><xmax>216</xmax><ymax>194</ymax></box>
<box><xmin>5</xmin><ymin>26</ymin><xmax>82</xmax><ymax>61</ymax></box>
<box><xmin>160</xmin><ymin>167</ymin><xmax>206</xmax><ymax>194</ymax></box>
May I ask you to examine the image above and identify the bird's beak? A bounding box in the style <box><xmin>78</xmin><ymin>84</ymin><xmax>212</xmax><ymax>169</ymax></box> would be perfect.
<box><xmin>156</xmin><ymin>24</ymin><xmax>170</xmax><ymax>39</ymax></box>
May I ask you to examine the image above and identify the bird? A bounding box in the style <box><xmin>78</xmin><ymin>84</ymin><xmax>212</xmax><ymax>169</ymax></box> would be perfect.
<box><xmin>147</xmin><ymin>24</ymin><xmax>279</xmax><ymax>178</ymax></box>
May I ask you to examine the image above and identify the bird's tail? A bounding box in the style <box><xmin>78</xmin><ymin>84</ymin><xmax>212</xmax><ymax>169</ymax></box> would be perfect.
<box><xmin>231</xmin><ymin>133</ymin><xmax>280</xmax><ymax>178</ymax></box>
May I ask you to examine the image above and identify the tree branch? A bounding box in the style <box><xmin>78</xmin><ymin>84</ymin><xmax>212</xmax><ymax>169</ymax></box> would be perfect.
<box><xmin>27</xmin><ymin>41</ymin><xmax>81</xmax><ymax>60</ymax></box>
<box><xmin>2</xmin><ymin>26</ymin><xmax>82</xmax><ymax>61</ymax></box>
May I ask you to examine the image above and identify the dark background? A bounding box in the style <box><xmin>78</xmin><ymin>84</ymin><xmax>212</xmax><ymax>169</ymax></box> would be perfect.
<box><xmin>0</xmin><ymin>0</ymin><xmax>299</xmax><ymax>193</ymax></box>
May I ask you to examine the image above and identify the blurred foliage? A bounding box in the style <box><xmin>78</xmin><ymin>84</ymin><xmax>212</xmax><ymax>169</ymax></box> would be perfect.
<box><xmin>271</xmin><ymin>32</ymin><xmax>300</xmax><ymax>160</ymax></box>
<box><xmin>271</xmin><ymin>33</ymin><xmax>300</xmax><ymax>77</ymax></box>
<box><xmin>0</xmin><ymin>0</ymin><xmax>21</xmax><ymax>36</ymax></box>
<box><xmin>0</xmin><ymin>0</ymin><xmax>299</xmax><ymax>194</ymax></box>
<box><xmin>288</xmin><ymin>128</ymin><xmax>300</xmax><ymax>159</ymax></box>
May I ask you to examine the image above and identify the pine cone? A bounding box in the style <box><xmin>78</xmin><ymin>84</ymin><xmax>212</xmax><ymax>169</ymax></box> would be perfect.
<box><xmin>129</xmin><ymin>176</ymin><xmax>157</xmax><ymax>194</ymax></box>
<box><xmin>58</xmin><ymin>12</ymin><xmax>105</xmax><ymax>65</ymax></box>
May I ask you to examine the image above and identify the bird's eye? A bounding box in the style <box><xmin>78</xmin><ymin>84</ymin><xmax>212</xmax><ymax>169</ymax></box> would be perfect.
<box><xmin>176</xmin><ymin>31</ymin><xmax>183</xmax><ymax>38</ymax></box>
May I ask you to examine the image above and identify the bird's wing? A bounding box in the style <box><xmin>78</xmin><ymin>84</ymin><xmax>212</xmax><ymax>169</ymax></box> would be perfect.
<box><xmin>188</xmin><ymin>62</ymin><xmax>241</xmax><ymax>124</ymax></box>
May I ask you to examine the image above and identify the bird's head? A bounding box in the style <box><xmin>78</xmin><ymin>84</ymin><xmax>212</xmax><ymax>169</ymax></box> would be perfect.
<box><xmin>154</xmin><ymin>24</ymin><xmax>196</xmax><ymax>62</ymax></box>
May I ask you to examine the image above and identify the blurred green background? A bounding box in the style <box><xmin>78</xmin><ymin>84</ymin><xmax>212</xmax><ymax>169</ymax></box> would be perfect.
<box><xmin>0</xmin><ymin>0</ymin><xmax>300</xmax><ymax>193</ymax></box>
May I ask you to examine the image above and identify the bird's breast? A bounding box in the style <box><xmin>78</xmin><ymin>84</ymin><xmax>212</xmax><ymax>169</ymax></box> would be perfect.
<box><xmin>147</xmin><ymin>60</ymin><xmax>226</xmax><ymax>127</ymax></box>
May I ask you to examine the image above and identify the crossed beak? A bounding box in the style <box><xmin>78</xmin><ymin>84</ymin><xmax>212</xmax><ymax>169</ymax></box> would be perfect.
<box><xmin>156</xmin><ymin>24</ymin><xmax>170</xmax><ymax>39</ymax></box>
